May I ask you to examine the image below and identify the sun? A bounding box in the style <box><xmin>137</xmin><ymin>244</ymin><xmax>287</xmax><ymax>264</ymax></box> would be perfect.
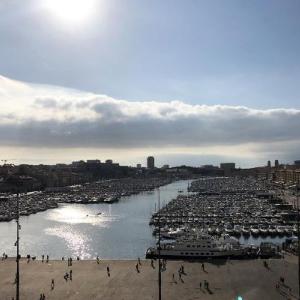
<box><xmin>44</xmin><ymin>0</ymin><xmax>97</xmax><ymax>25</ymax></box>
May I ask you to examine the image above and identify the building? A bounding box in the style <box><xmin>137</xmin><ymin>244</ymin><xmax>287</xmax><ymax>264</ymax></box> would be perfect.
<box><xmin>136</xmin><ymin>164</ymin><xmax>142</xmax><ymax>169</ymax></box>
<box><xmin>275</xmin><ymin>160</ymin><xmax>279</xmax><ymax>168</ymax></box>
<box><xmin>87</xmin><ymin>159</ymin><xmax>101</xmax><ymax>164</ymax></box>
<box><xmin>105</xmin><ymin>159</ymin><xmax>113</xmax><ymax>164</ymax></box>
<box><xmin>267</xmin><ymin>161</ymin><xmax>271</xmax><ymax>168</ymax></box>
<box><xmin>295</xmin><ymin>160</ymin><xmax>300</xmax><ymax>166</ymax></box>
<box><xmin>220</xmin><ymin>163</ymin><xmax>236</xmax><ymax>176</ymax></box>
<box><xmin>147</xmin><ymin>156</ymin><xmax>155</xmax><ymax>169</ymax></box>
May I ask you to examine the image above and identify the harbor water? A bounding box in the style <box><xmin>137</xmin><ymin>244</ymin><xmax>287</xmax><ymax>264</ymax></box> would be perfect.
<box><xmin>0</xmin><ymin>180</ymin><xmax>288</xmax><ymax>259</ymax></box>
<box><xmin>0</xmin><ymin>180</ymin><xmax>189</xmax><ymax>259</ymax></box>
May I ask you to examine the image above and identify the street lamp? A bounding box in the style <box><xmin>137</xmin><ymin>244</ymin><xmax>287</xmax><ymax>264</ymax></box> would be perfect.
<box><xmin>158</xmin><ymin>188</ymin><xmax>162</xmax><ymax>300</ymax></box>
<box><xmin>297</xmin><ymin>184</ymin><xmax>300</xmax><ymax>300</ymax></box>
<box><xmin>16</xmin><ymin>192</ymin><xmax>20</xmax><ymax>300</ymax></box>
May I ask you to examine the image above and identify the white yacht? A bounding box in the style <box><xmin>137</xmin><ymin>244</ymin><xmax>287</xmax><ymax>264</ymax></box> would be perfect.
<box><xmin>146</xmin><ymin>233</ymin><xmax>246</xmax><ymax>259</ymax></box>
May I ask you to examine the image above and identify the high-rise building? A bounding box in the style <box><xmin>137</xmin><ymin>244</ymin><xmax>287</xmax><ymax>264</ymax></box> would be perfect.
<box><xmin>275</xmin><ymin>160</ymin><xmax>279</xmax><ymax>168</ymax></box>
<box><xmin>267</xmin><ymin>160</ymin><xmax>271</xmax><ymax>168</ymax></box>
<box><xmin>136</xmin><ymin>164</ymin><xmax>142</xmax><ymax>169</ymax></box>
<box><xmin>147</xmin><ymin>156</ymin><xmax>155</xmax><ymax>169</ymax></box>
<box><xmin>295</xmin><ymin>160</ymin><xmax>300</xmax><ymax>166</ymax></box>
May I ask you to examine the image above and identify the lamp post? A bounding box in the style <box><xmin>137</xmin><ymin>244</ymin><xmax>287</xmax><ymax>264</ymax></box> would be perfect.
<box><xmin>297</xmin><ymin>184</ymin><xmax>300</xmax><ymax>300</ymax></box>
<box><xmin>158</xmin><ymin>188</ymin><xmax>162</xmax><ymax>300</ymax></box>
<box><xmin>16</xmin><ymin>192</ymin><xmax>20</xmax><ymax>300</ymax></box>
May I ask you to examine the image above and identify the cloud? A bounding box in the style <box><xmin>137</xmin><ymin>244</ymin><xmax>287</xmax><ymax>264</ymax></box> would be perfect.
<box><xmin>0</xmin><ymin>75</ymin><xmax>300</xmax><ymax>163</ymax></box>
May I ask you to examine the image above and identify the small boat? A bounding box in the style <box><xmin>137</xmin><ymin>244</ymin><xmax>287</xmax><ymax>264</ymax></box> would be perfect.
<box><xmin>250</xmin><ymin>225</ymin><xmax>260</xmax><ymax>236</ymax></box>
<box><xmin>268</xmin><ymin>226</ymin><xmax>277</xmax><ymax>236</ymax></box>
<box><xmin>259</xmin><ymin>225</ymin><xmax>269</xmax><ymax>236</ymax></box>
<box><xmin>103</xmin><ymin>195</ymin><xmax>119</xmax><ymax>203</ymax></box>
<box><xmin>233</xmin><ymin>225</ymin><xmax>242</xmax><ymax>237</ymax></box>
<box><xmin>242</xmin><ymin>226</ymin><xmax>250</xmax><ymax>236</ymax></box>
<box><xmin>276</xmin><ymin>226</ymin><xmax>285</xmax><ymax>236</ymax></box>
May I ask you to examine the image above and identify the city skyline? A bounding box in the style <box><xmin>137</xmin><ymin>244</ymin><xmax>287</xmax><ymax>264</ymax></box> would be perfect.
<box><xmin>1</xmin><ymin>1</ymin><xmax>300</xmax><ymax>167</ymax></box>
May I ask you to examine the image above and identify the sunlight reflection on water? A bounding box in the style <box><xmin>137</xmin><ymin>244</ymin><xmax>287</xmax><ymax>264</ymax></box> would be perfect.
<box><xmin>46</xmin><ymin>205</ymin><xmax>120</xmax><ymax>226</ymax></box>
<box><xmin>45</xmin><ymin>225</ymin><xmax>92</xmax><ymax>259</ymax></box>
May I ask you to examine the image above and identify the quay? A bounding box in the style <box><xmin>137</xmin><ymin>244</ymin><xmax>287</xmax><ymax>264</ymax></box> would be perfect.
<box><xmin>0</xmin><ymin>256</ymin><xmax>298</xmax><ymax>299</ymax></box>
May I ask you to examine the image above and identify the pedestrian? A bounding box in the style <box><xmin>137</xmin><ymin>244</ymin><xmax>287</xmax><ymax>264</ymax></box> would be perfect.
<box><xmin>172</xmin><ymin>273</ymin><xmax>175</xmax><ymax>282</ymax></box>
<box><xmin>201</xmin><ymin>263</ymin><xmax>205</xmax><ymax>271</ymax></box>
<box><xmin>42</xmin><ymin>255</ymin><xmax>44</xmax><ymax>263</ymax></box>
<box><xmin>46</xmin><ymin>255</ymin><xmax>49</xmax><ymax>263</ymax></box>
<box><xmin>64</xmin><ymin>272</ymin><xmax>69</xmax><ymax>282</ymax></box>
<box><xmin>97</xmin><ymin>256</ymin><xmax>100</xmax><ymax>264</ymax></box>
<box><xmin>62</xmin><ymin>256</ymin><xmax>64</xmax><ymax>261</ymax></box>
<box><xmin>70</xmin><ymin>269</ymin><xmax>72</xmax><ymax>281</ymax></box>
<box><xmin>138</xmin><ymin>257</ymin><xmax>141</xmax><ymax>265</ymax></box>
<box><xmin>136</xmin><ymin>263</ymin><xmax>139</xmax><ymax>273</ymax></box>
<box><xmin>42</xmin><ymin>293</ymin><xmax>45</xmax><ymax>300</ymax></box>
<box><xmin>51</xmin><ymin>279</ymin><xmax>54</xmax><ymax>290</ymax></box>
<box><xmin>151</xmin><ymin>259</ymin><xmax>154</xmax><ymax>268</ymax></box>
<box><xmin>40</xmin><ymin>294</ymin><xmax>43</xmax><ymax>300</ymax></box>
<box><xmin>107</xmin><ymin>266</ymin><xmax>110</xmax><ymax>277</ymax></box>
<box><xmin>200</xmin><ymin>282</ymin><xmax>202</xmax><ymax>289</ymax></box>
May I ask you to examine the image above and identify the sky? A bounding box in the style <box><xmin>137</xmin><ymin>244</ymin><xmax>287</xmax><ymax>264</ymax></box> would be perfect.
<box><xmin>0</xmin><ymin>0</ymin><xmax>300</xmax><ymax>167</ymax></box>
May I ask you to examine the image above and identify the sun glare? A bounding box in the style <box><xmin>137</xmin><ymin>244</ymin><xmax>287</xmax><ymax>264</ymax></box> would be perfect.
<box><xmin>44</xmin><ymin>0</ymin><xmax>97</xmax><ymax>25</ymax></box>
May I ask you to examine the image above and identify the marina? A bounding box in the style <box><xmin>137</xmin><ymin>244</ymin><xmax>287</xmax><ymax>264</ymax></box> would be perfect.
<box><xmin>0</xmin><ymin>177</ymin><xmax>173</xmax><ymax>222</ymax></box>
<box><xmin>0</xmin><ymin>180</ymin><xmax>187</xmax><ymax>259</ymax></box>
<box><xmin>148</xmin><ymin>177</ymin><xmax>297</xmax><ymax>259</ymax></box>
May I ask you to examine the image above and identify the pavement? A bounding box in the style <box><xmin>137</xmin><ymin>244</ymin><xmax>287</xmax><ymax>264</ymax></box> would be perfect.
<box><xmin>0</xmin><ymin>255</ymin><xmax>298</xmax><ymax>300</ymax></box>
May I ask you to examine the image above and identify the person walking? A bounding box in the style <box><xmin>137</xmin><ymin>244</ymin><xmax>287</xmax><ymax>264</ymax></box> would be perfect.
<box><xmin>51</xmin><ymin>279</ymin><xmax>54</xmax><ymax>290</ymax></box>
<box><xmin>70</xmin><ymin>269</ymin><xmax>72</xmax><ymax>281</ymax></box>
<box><xmin>107</xmin><ymin>266</ymin><xmax>110</xmax><ymax>277</ymax></box>
<box><xmin>151</xmin><ymin>259</ymin><xmax>154</xmax><ymax>268</ymax></box>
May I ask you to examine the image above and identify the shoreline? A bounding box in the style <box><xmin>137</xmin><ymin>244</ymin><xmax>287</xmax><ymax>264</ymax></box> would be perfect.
<box><xmin>0</xmin><ymin>177</ymin><xmax>175</xmax><ymax>223</ymax></box>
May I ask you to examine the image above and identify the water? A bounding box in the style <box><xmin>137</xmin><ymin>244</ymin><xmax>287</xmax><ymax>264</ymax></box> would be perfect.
<box><xmin>0</xmin><ymin>180</ymin><xmax>290</xmax><ymax>259</ymax></box>
<box><xmin>0</xmin><ymin>180</ymin><xmax>189</xmax><ymax>259</ymax></box>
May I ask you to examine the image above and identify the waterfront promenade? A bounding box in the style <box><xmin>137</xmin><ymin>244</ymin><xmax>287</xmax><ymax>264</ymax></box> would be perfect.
<box><xmin>0</xmin><ymin>255</ymin><xmax>298</xmax><ymax>300</ymax></box>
